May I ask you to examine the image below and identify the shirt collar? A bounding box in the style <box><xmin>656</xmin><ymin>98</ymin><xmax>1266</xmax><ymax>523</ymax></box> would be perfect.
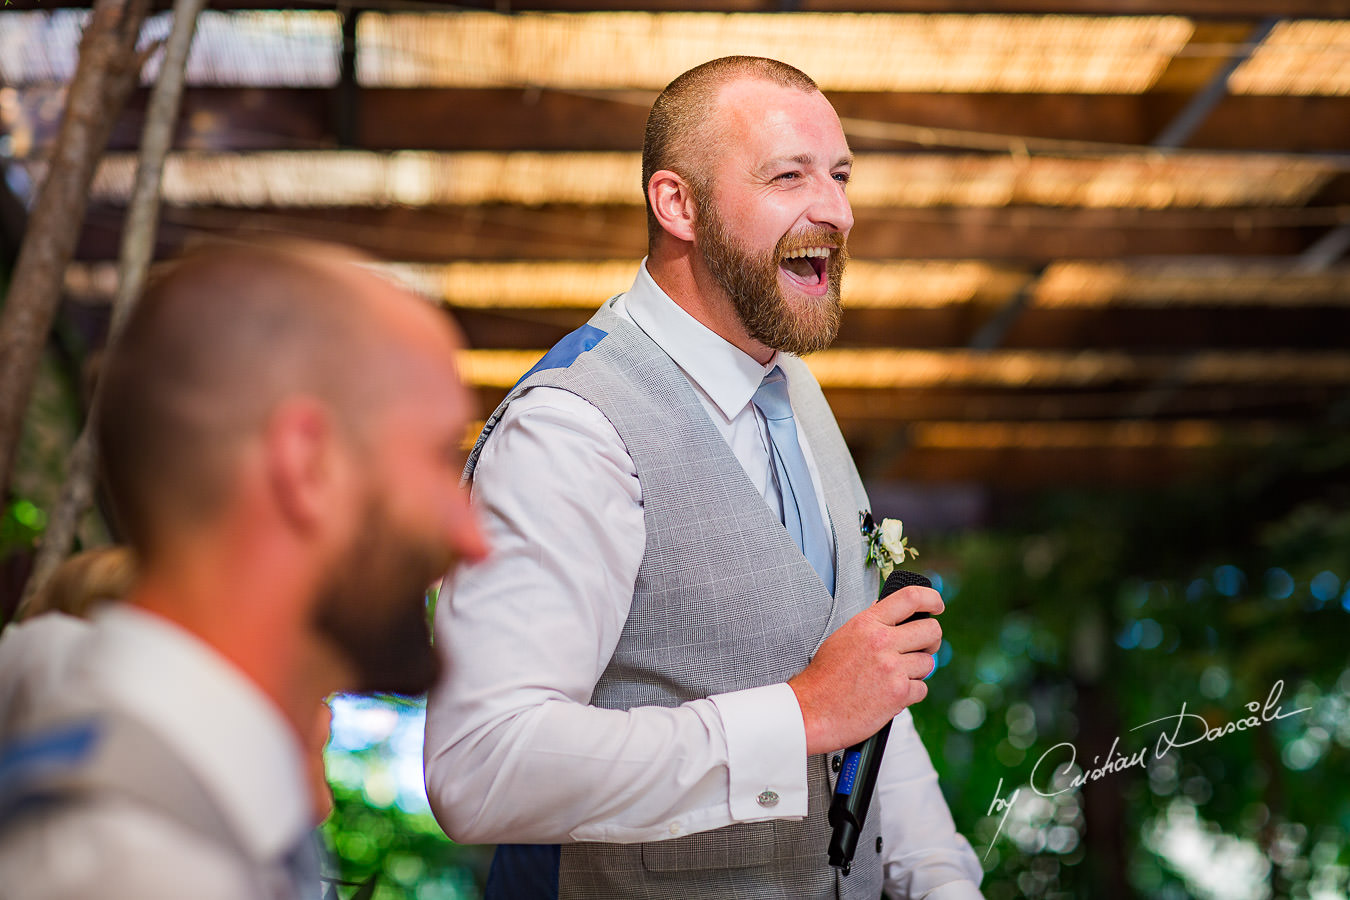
<box><xmin>88</xmin><ymin>605</ymin><xmax>312</xmax><ymax>860</ymax></box>
<box><xmin>624</xmin><ymin>260</ymin><xmax>779</xmax><ymax>423</ymax></box>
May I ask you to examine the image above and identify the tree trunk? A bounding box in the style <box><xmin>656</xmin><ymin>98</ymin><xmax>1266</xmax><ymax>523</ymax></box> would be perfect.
<box><xmin>18</xmin><ymin>0</ymin><xmax>207</xmax><ymax>614</ymax></box>
<box><xmin>1071</xmin><ymin>608</ymin><xmax>1135</xmax><ymax>899</ymax></box>
<box><xmin>0</xmin><ymin>0</ymin><xmax>151</xmax><ymax>501</ymax></box>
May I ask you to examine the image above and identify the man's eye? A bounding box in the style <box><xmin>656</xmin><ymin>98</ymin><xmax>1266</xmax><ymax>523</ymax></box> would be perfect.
<box><xmin>833</xmin><ymin>172</ymin><xmax>851</xmax><ymax>184</ymax></box>
<box><xmin>777</xmin><ymin>172</ymin><xmax>800</xmax><ymax>181</ymax></box>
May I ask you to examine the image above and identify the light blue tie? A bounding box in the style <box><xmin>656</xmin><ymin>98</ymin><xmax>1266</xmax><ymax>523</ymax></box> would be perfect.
<box><xmin>753</xmin><ymin>367</ymin><xmax>835</xmax><ymax>594</ymax></box>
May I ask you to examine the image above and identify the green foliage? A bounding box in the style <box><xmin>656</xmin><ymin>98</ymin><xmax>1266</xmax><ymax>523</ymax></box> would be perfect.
<box><xmin>321</xmin><ymin>746</ymin><xmax>491</xmax><ymax>900</ymax></box>
<box><xmin>910</xmin><ymin>432</ymin><xmax>1350</xmax><ymax>898</ymax></box>
<box><xmin>0</xmin><ymin>498</ymin><xmax>45</xmax><ymax>555</ymax></box>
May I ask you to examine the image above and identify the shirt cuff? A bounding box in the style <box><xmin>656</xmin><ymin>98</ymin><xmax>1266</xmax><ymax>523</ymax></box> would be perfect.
<box><xmin>709</xmin><ymin>683</ymin><xmax>808</xmax><ymax>822</ymax></box>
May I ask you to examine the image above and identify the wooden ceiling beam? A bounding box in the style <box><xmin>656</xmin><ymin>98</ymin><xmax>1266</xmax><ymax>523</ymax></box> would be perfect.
<box><xmin>821</xmin><ymin>385</ymin><xmax>1344</xmax><ymax>423</ymax></box>
<box><xmin>852</xmin><ymin>418</ymin><xmax>1314</xmax><ymax>480</ymax></box>
<box><xmin>72</xmin><ymin>203</ymin><xmax>1321</xmax><ymax>263</ymax></box>
<box><xmin>466</xmin><ymin>385</ymin><xmax>1339</xmax><ymax>433</ymax></box>
<box><xmin>431</xmin><ymin>306</ymin><xmax>1350</xmax><ymax>353</ymax></box>
<box><xmin>835</xmin><ymin>94</ymin><xmax>1350</xmax><ymax>154</ymax></box>
<box><xmin>846</xmin><ymin>418</ymin><xmax>1309</xmax><ymax>486</ymax></box>
<box><xmin>860</xmin><ymin>443</ymin><xmax>1231</xmax><ymax>487</ymax></box>
<box><xmin>836</xmin><ymin>207</ymin><xmax>1320</xmax><ymax>261</ymax></box>
<box><xmin>55</xmin><ymin>290</ymin><xmax>1350</xmax><ymax>352</ymax></box>
<box><xmin>13</xmin><ymin>86</ymin><xmax>1349</xmax><ymax>154</ymax></box>
<box><xmin>838</xmin><ymin>306</ymin><xmax>1350</xmax><ymax>351</ymax></box>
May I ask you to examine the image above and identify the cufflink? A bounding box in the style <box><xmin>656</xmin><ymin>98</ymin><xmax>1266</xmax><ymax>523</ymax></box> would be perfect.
<box><xmin>756</xmin><ymin>790</ymin><xmax>780</xmax><ymax>808</ymax></box>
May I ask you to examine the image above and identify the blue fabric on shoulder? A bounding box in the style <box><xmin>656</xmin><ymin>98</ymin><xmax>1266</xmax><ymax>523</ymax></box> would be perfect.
<box><xmin>484</xmin><ymin>844</ymin><xmax>560</xmax><ymax>900</ymax></box>
<box><xmin>514</xmin><ymin>324</ymin><xmax>608</xmax><ymax>389</ymax></box>
<box><xmin>0</xmin><ymin>719</ymin><xmax>100</xmax><ymax>817</ymax></box>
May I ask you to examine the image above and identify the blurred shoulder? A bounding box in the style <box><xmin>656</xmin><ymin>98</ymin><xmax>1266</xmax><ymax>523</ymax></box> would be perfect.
<box><xmin>0</xmin><ymin>613</ymin><xmax>93</xmax><ymax>737</ymax></box>
<box><xmin>0</xmin><ymin>796</ymin><xmax>257</xmax><ymax>900</ymax></box>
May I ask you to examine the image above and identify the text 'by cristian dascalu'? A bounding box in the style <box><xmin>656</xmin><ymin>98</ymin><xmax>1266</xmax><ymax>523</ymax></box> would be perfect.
<box><xmin>981</xmin><ymin>679</ymin><xmax>1311</xmax><ymax>859</ymax></box>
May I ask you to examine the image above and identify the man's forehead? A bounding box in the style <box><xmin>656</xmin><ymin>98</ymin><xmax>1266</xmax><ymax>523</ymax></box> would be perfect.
<box><xmin>711</xmin><ymin>77</ymin><xmax>828</xmax><ymax>119</ymax></box>
<box><xmin>708</xmin><ymin>79</ymin><xmax>849</xmax><ymax>160</ymax></box>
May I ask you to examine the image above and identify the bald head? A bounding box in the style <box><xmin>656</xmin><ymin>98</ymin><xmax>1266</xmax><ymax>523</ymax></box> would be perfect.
<box><xmin>642</xmin><ymin>56</ymin><xmax>819</xmax><ymax>245</ymax></box>
<box><xmin>96</xmin><ymin>241</ymin><xmax>461</xmax><ymax>561</ymax></box>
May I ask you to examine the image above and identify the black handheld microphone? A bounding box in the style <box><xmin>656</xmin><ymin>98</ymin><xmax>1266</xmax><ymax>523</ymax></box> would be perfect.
<box><xmin>826</xmin><ymin>569</ymin><xmax>933</xmax><ymax>875</ymax></box>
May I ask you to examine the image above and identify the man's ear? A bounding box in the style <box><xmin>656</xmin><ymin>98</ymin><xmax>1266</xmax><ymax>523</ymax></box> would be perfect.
<box><xmin>647</xmin><ymin>170</ymin><xmax>698</xmax><ymax>243</ymax></box>
<box><xmin>264</xmin><ymin>397</ymin><xmax>343</xmax><ymax>533</ymax></box>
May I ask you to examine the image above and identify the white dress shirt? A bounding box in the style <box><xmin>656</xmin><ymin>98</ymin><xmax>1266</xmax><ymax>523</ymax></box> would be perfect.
<box><xmin>0</xmin><ymin>611</ymin><xmax>89</xmax><ymax>738</ymax></box>
<box><xmin>0</xmin><ymin>606</ymin><xmax>315</xmax><ymax>899</ymax></box>
<box><xmin>424</xmin><ymin>262</ymin><xmax>984</xmax><ymax>897</ymax></box>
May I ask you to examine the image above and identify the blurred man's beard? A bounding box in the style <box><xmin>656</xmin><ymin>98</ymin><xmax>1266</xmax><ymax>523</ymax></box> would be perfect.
<box><xmin>696</xmin><ymin>198</ymin><xmax>846</xmax><ymax>356</ymax></box>
<box><xmin>313</xmin><ymin>498</ymin><xmax>448</xmax><ymax>696</ymax></box>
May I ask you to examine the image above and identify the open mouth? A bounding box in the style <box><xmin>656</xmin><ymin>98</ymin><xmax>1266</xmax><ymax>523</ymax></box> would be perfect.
<box><xmin>779</xmin><ymin>246</ymin><xmax>830</xmax><ymax>288</ymax></box>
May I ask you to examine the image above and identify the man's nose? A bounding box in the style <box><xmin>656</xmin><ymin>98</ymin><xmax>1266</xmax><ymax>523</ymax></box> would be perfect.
<box><xmin>447</xmin><ymin>488</ymin><xmax>490</xmax><ymax>567</ymax></box>
<box><xmin>808</xmin><ymin>176</ymin><xmax>854</xmax><ymax>235</ymax></box>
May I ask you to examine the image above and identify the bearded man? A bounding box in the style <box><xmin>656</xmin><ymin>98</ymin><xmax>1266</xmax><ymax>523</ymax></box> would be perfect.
<box><xmin>0</xmin><ymin>241</ymin><xmax>486</xmax><ymax>899</ymax></box>
<box><xmin>424</xmin><ymin>57</ymin><xmax>984</xmax><ymax>899</ymax></box>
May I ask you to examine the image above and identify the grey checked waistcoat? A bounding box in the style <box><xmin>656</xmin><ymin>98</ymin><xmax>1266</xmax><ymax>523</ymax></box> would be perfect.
<box><xmin>466</xmin><ymin>299</ymin><xmax>884</xmax><ymax>900</ymax></box>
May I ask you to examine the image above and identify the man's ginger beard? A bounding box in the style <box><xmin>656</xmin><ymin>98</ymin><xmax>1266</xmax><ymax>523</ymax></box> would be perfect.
<box><xmin>312</xmin><ymin>492</ymin><xmax>451</xmax><ymax>696</ymax></box>
<box><xmin>694</xmin><ymin>188</ymin><xmax>847</xmax><ymax>357</ymax></box>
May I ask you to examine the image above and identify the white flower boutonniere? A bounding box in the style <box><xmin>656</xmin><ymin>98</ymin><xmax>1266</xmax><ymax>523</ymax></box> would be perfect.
<box><xmin>859</xmin><ymin>511</ymin><xmax>919</xmax><ymax>583</ymax></box>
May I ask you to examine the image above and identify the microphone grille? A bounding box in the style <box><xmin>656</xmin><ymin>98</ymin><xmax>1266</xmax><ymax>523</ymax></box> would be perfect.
<box><xmin>882</xmin><ymin>569</ymin><xmax>931</xmax><ymax>595</ymax></box>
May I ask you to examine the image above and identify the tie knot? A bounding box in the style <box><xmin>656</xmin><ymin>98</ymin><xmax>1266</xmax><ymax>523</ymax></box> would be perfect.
<box><xmin>753</xmin><ymin>367</ymin><xmax>794</xmax><ymax>421</ymax></box>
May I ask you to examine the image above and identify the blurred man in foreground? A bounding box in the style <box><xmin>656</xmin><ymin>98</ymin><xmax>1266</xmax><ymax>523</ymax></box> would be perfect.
<box><xmin>0</xmin><ymin>241</ymin><xmax>486</xmax><ymax>899</ymax></box>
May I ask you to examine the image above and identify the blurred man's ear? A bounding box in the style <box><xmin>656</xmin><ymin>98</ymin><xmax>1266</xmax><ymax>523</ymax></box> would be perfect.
<box><xmin>265</xmin><ymin>397</ymin><xmax>344</xmax><ymax>534</ymax></box>
<box><xmin>647</xmin><ymin>170</ymin><xmax>699</xmax><ymax>244</ymax></box>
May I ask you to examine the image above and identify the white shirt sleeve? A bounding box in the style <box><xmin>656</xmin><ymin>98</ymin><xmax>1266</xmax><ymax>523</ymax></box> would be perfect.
<box><xmin>877</xmin><ymin>710</ymin><xmax>986</xmax><ymax>897</ymax></box>
<box><xmin>423</xmin><ymin>386</ymin><xmax>809</xmax><ymax>845</ymax></box>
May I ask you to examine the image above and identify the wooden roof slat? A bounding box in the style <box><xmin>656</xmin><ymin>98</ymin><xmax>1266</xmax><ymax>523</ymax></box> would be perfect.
<box><xmin>860</xmin><ymin>441</ymin><xmax>1268</xmax><ymax>487</ymax></box>
<box><xmin>69</xmin><ymin>203</ymin><xmax>1326</xmax><ymax>262</ymax></box>
<box><xmin>442</xmin><ymin>305</ymin><xmax>1350</xmax><ymax>354</ymax></box>
<box><xmin>68</xmin><ymin>257</ymin><xmax>1350</xmax><ymax>304</ymax></box>
<box><xmin>820</xmin><ymin>386</ymin><xmax>1344</xmax><ymax>422</ymax></box>
<box><xmin>12</xmin><ymin>87</ymin><xmax>1350</xmax><ymax>155</ymax></box>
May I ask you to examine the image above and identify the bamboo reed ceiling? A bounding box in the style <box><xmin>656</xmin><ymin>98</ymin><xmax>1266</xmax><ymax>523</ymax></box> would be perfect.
<box><xmin>3</xmin><ymin>2</ymin><xmax>1349</xmax><ymax>490</ymax></box>
<box><xmin>37</xmin><ymin>150</ymin><xmax>1337</xmax><ymax>209</ymax></box>
<box><xmin>4</xmin><ymin>11</ymin><xmax>1350</xmax><ymax>95</ymax></box>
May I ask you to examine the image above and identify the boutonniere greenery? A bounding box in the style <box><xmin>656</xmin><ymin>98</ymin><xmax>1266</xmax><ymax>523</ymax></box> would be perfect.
<box><xmin>859</xmin><ymin>511</ymin><xmax>918</xmax><ymax>582</ymax></box>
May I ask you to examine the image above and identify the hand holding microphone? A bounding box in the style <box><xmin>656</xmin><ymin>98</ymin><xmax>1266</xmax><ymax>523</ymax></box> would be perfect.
<box><xmin>786</xmin><ymin>565</ymin><xmax>940</xmax><ymax>877</ymax></box>
<box><xmin>787</xmin><ymin>573</ymin><xmax>942</xmax><ymax>756</ymax></box>
<box><xmin>826</xmin><ymin>569</ymin><xmax>939</xmax><ymax>875</ymax></box>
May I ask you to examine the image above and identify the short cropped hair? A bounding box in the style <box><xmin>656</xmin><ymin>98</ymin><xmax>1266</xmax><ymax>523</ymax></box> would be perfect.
<box><xmin>95</xmin><ymin>242</ymin><xmax>387</xmax><ymax>560</ymax></box>
<box><xmin>642</xmin><ymin>56</ymin><xmax>819</xmax><ymax>244</ymax></box>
